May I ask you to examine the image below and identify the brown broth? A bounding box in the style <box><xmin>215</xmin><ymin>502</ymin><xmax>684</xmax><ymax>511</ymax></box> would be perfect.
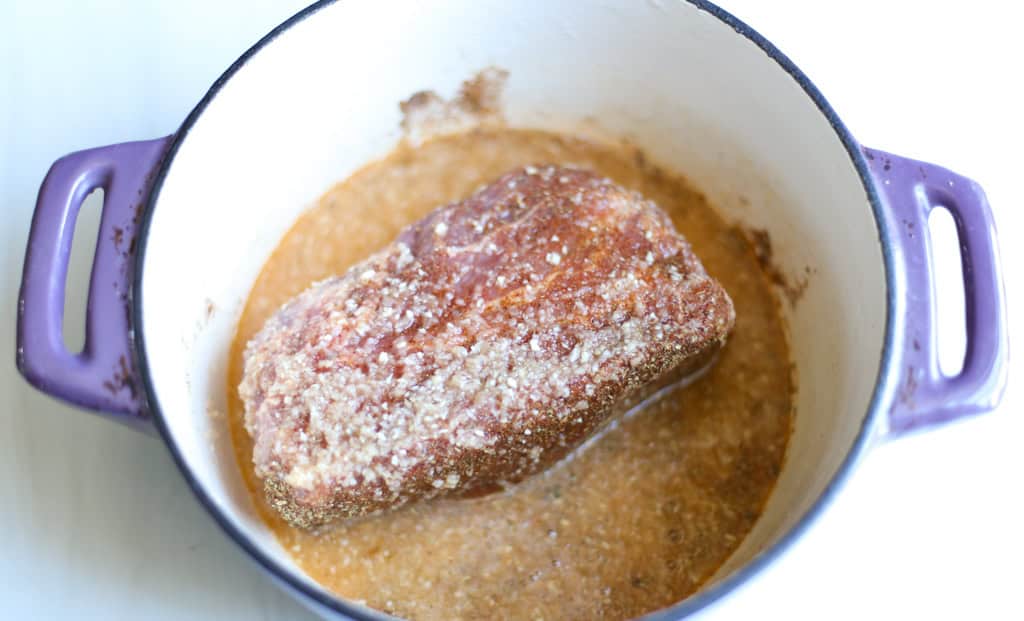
<box><xmin>227</xmin><ymin>128</ymin><xmax>793</xmax><ymax>620</ymax></box>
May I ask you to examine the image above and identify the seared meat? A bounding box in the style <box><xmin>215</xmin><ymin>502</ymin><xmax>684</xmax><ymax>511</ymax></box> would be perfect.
<box><xmin>240</xmin><ymin>165</ymin><xmax>734</xmax><ymax>528</ymax></box>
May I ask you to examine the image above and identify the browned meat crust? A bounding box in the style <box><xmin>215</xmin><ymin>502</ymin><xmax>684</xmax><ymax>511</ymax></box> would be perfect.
<box><xmin>240</xmin><ymin>165</ymin><xmax>734</xmax><ymax>528</ymax></box>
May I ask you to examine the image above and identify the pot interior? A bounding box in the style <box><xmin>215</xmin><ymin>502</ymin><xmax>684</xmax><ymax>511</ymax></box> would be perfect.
<box><xmin>138</xmin><ymin>0</ymin><xmax>888</xmax><ymax>614</ymax></box>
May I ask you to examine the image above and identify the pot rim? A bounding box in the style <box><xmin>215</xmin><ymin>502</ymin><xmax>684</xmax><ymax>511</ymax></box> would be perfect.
<box><xmin>132</xmin><ymin>1</ymin><xmax>897</xmax><ymax>618</ymax></box>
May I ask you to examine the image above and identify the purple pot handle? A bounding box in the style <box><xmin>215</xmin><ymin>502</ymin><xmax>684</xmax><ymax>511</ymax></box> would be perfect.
<box><xmin>866</xmin><ymin>148</ymin><xmax>1008</xmax><ymax>435</ymax></box>
<box><xmin>16</xmin><ymin>137</ymin><xmax>172</xmax><ymax>432</ymax></box>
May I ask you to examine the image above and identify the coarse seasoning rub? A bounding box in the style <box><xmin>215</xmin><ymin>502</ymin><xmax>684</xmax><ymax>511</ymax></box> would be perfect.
<box><xmin>240</xmin><ymin>165</ymin><xmax>735</xmax><ymax>528</ymax></box>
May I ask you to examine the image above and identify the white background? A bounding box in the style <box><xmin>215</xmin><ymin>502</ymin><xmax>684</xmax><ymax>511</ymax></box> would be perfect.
<box><xmin>1</xmin><ymin>1</ymin><xmax>1020</xmax><ymax>619</ymax></box>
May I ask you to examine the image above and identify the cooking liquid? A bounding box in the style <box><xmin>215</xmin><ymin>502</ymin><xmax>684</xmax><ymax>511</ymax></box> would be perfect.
<box><xmin>227</xmin><ymin>128</ymin><xmax>793</xmax><ymax>621</ymax></box>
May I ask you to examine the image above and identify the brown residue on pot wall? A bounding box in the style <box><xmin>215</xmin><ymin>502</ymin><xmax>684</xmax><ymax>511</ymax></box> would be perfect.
<box><xmin>740</xmin><ymin>226</ymin><xmax>809</xmax><ymax>306</ymax></box>
<box><xmin>399</xmin><ymin>67</ymin><xmax>508</xmax><ymax>143</ymax></box>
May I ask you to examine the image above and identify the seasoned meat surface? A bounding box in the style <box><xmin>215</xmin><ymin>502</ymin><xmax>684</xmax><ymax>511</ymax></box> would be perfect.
<box><xmin>240</xmin><ymin>165</ymin><xmax>735</xmax><ymax>528</ymax></box>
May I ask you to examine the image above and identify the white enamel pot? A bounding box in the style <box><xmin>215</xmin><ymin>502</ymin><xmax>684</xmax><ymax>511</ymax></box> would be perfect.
<box><xmin>16</xmin><ymin>1</ymin><xmax>1007</xmax><ymax>619</ymax></box>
